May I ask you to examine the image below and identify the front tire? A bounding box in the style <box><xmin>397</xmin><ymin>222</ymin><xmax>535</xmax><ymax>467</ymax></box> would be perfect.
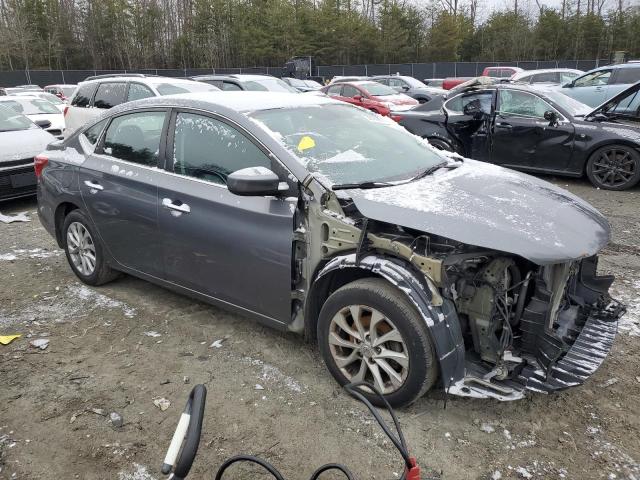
<box><xmin>427</xmin><ymin>137</ymin><xmax>454</xmax><ymax>152</ymax></box>
<box><xmin>62</xmin><ymin>210</ymin><xmax>118</xmax><ymax>286</ymax></box>
<box><xmin>318</xmin><ymin>278</ymin><xmax>438</xmax><ymax>407</ymax></box>
<box><xmin>586</xmin><ymin>144</ymin><xmax>640</xmax><ymax>190</ymax></box>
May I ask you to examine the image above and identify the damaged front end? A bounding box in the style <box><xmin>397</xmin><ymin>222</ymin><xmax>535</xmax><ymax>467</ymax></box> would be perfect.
<box><xmin>297</xmin><ymin>169</ymin><xmax>625</xmax><ymax>401</ymax></box>
<box><xmin>445</xmin><ymin>254</ymin><xmax>625</xmax><ymax>400</ymax></box>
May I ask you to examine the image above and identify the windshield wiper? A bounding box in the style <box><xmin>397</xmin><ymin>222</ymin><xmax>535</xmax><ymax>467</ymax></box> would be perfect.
<box><xmin>410</xmin><ymin>162</ymin><xmax>450</xmax><ymax>181</ymax></box>
<box><xmin>331</xmin><ymin>181</ymin><xmax>397</xmax><ymax>191</ymax></box>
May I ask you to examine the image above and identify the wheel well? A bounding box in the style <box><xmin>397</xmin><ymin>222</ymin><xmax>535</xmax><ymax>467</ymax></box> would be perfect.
<box><xmin>426</xmin><ymin>136</ymin><xmax>455</xmax><ymax>152</ymax></box>
<box><xmin>54</xmin><ymin>202</ymin><xmax>81</xmax><ymax>247</ymax></box>
<box><xmin>304</xmin><ymin>267</ymin><xmax>381</xmax><ymax>343</ymax></box>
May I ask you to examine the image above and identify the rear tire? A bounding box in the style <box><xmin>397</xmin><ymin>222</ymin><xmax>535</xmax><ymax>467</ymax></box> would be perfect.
<box><xmin>586</xmin><ymin>144</ymin><xmax>640</xmax><ymax>190</ymax></box>
<box><xmin>62</xmin><ymin>210</ymin><xmax>119</xmax><ymax>286</ymax></box>
<box><xmin>318</xmin><ymin>278</ymin><xmax>438</xmax><ymax>407</ymax></box>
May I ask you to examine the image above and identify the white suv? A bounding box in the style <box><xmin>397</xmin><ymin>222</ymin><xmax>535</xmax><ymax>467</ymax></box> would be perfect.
<box><xmin>65</xmin><ymin>74</ymin><xmax>219</xmax><ymax>135</ymax></box>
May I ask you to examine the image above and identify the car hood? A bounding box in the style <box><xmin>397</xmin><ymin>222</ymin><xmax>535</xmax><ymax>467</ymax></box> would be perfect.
<box><xmin>0</xmin><ymin>128</ymin><xmax>54</xmax><ymax>163</ymax></box>
<box><xmin>587</xmin><ymin>80</ymin><xmax>640</xmax><ymax>118</ymax></box>
<box><xmin>347</xmin><ymin>159</ymin><xmax>610</xmax><ymax>265</ymax></box>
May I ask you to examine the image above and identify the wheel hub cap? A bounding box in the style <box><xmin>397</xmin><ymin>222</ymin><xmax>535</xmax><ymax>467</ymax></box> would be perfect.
<box><xmin>328</xmin><ymin>305</ymin><xmax>409</xmax><ymax>395</ymax></box>
<box><xmin>67</xmin><ymin>222</ymin><xmax>96</xmax><ymax>276</ymax></box>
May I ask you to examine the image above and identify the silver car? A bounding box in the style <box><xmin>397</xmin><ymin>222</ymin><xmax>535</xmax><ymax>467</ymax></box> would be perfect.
<box><xmin>37</xmin><ymin>92</ymin><xmax>624</xmax><ymax>406</ymax></box>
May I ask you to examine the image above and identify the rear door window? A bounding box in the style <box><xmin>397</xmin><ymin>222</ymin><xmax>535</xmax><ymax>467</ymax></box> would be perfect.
<box><xmin>172</xmin><ymin>112</ymin><xmax>272</xmax><ymax>186</ymax></box>
<box><xmin>71</xmin><ymin>83</ymin><xmax>97</xmax><ymax>107</ymax></box>
<box><xmin>531</xmin><ymin>72</ymin><xmax>558</xmax><ymax>83</ymax></box>
<box><xmin>94</xmin><ymin>82</ymin><xmax>127</xmax><ymax>109</ymax></box>
<box><xmin>222</xmin><ymin>82</ymin><xmax>242</xmax><ymax>91</ymax></box>
<box><xmin>326</xmin><ymin>85</ymin><xmax>343</xmax><ymax>97</ymax></box>
<box><xmin>612</xmin><ymin>67</ymin><xmax>640</xmax><ymax>85</ymax></box>
<box><xmin>342</xmin><ymin>85</ymin><xmax>360</xmax><ymax>98</ymax></box>
<box><xmin>127</xmin><ymin>83</ymin><xmax>155</xmax><ymax>101</ymax></box>
<box><xmin>445</xmin><ymin>91</ymin><xmax>493</xmax><ymax>115</ymax></box>
<box><xmin>102</xmin><ymin>111</ymin><xmax>166</xmax><ymax>166</ymax></box>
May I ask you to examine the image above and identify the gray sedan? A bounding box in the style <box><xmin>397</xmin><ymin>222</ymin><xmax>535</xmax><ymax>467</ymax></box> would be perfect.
<box><xmin>36</xmin><ymin>92</ymin><xmax>624</xmax><ymax>406</ymax></box>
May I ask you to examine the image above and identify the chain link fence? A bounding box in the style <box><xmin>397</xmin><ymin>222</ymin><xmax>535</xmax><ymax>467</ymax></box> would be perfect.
<box><xmin>0</xmin><ymin>60</ymin><xmax>609</xmax><ymax>87</ymax></box>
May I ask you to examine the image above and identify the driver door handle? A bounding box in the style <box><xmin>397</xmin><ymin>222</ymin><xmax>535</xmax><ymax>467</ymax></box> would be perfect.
<box><xmin>162</xmin><ymin>198</ymin><xmax>191</xmax><ymax>214</ymax></box>
<box><xmin>496</xmin><ymin>122</ymin><xmax>512</xmax><ymax>129</ymax></box>
<box><xmin>83</xmin><ymin>180</ymin><xmax>104</xmax><ymax>191</ymax></box>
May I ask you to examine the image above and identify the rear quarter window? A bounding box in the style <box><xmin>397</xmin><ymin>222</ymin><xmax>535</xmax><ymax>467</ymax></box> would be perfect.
<box><xmin>71</xmin><ymin>83</ymin><xmax>97</xmax><ymax>108</ymax></box>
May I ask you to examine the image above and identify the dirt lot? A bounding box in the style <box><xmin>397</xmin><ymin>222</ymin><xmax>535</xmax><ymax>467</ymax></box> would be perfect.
<box><xmin>1</xmin><ymin>177</ymin><xmax>639</xmax><ymax>480</ymax></box>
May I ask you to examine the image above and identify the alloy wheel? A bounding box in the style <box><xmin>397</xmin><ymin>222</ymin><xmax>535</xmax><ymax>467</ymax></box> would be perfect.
<box><xmin>328</xmin><ymin>305</ymin><xmax>409</xmax><ymax>394</ymax></box>
<box><xmin>591</xmin><ymin>148</ymin><xmax>638</xmax><ymax>189</ymax></box>
<box><xmin>67</xmin><ymin>221</ymin><xmax>96</xmax><ymax>276</ymax></box>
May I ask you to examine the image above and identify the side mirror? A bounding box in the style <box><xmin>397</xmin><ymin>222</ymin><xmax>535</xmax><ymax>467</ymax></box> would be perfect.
<box><xmin>401</xmin><ymin>85</ymin><xmax>410</xmax><ymax>92</ymax></box>
<box><xmin>353</xmin><ymin>95</ymin><xmax>363</xmax><ymax>101</ymax></box>
<box><xmin>562</xmin><ymin>81</ymin><xmax>574</xmax><ymax>88</ymax></box>
<box><xmin>544</xmin><ymin>110</ymin><xmax>559</xmax><ymax>126</ymax></box>
<box><xmin>227</xmin><ymin>166</ymin><xmax>283</xmax><ymax>196</ymax></box>
<box><xmin>35</xmin><ymin>119</ymin><xmax>51</xmax><ymax>129</ymax></box>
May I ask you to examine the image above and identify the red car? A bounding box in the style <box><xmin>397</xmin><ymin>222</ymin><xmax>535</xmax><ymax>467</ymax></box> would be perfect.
<box><xmin>321</xmin><ymin>81</ymin><xmax>418</xmax><ymax>117</ymax></box>
<box><xmin>442</xmin><ymin>67</ymin><xmax>524</xmax><ymax>90</ymax></box>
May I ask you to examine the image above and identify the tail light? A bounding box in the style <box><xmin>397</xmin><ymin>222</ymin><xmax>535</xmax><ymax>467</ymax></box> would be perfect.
<box><xmin>34</xmin><ymin>155</ymin><xmax>49</xmax><ymax>178</ymax></box>
<box><xmin>63</xmin><ymin>106</ymin><xmax>69</xmax><ymax>116</ymax></box>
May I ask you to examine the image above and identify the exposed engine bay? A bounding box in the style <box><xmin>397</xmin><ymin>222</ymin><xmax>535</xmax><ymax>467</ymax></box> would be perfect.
<box><xmin>300</xmin><ymin>190</ymin><xmax>625</xmax><ymax>400</ymax></box>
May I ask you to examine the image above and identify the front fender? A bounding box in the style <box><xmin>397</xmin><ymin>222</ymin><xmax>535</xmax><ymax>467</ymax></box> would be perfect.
<box><xmin>315</xmin><ymin>253</ymin><xmax>466</xmax><ymax>388</ymax></box>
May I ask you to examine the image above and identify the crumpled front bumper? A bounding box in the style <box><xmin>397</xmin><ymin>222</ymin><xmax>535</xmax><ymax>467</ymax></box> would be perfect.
<box><xmin>448</xmin><ymin>300</ymin><xmax>625</xmax><ymax>401</ymax></box>
<box><xmin>518</xmin><ymin>300</ymin><xmax>624</xmax><ymax>393</ymax></box>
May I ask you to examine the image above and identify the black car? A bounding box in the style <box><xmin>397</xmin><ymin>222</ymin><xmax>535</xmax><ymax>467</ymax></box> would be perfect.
<box><xmin>398</xmin><ymin>81</ymin><xmax>640</xmax><ymax>190</ymax></box>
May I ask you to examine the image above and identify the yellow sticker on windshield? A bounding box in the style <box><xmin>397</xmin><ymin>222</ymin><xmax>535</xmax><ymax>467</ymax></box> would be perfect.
<box><xmin>297</xmin><ymin>136</ymin><xmax>316</xmax><ymax>152</ymax></box>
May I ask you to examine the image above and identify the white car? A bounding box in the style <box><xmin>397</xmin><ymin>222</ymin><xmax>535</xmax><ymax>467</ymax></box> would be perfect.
<box><xmin>65</xmin><ymin>74</ymin><xmax>220</xmax><ymax>135</ymax></box>
<box><xmin>0</xmin><ymin>96</ymin><xmax>65</xmax><ymax>138</ymax></box>
<box><xmin>510</xmin><ymin>68</ymin><xmax>583</xmax><ymax>85</ymax></box>
<box><xmin>10</xmin><ymin>91</ymin><xmax>67</xmax><ymax>113</ymax></box>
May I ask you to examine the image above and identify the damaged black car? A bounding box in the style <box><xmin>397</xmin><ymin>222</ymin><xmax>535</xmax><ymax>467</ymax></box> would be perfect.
<box><xmin>398</xmin><ymin>80</ymin><xmax>640</xmax><ymax>190</ymax></box>
<box><xmin>37</xmin><ymin>92</ymin><xmax>625</xmax><ymax>407</ymax></box>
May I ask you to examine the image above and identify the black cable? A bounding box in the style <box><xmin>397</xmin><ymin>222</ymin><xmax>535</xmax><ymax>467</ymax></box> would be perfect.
<box><xmin>214</xmin><ymin>455</ymin><xmax>286</xmax><ymax>480</ymax></box>
<box><xmin>344</xmin><ymin>382</ymin><xmax>411</xmax><ymax>468</ymax></box>
<box><xmin>308</xmin><ymin>463</ymin><xmax>356</xmax><ymax>480</ymax></box>
<box><xmin>214</xmin><ymin>382</ymin><xmax>413</xmax><ymax>480</ymax></box>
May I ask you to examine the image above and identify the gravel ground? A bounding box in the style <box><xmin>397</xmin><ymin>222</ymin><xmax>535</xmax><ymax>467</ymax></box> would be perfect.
<box><xmin>0</xmin><ymin>177</ymin><xmax>639</xmax><ymax>480</ymax></box>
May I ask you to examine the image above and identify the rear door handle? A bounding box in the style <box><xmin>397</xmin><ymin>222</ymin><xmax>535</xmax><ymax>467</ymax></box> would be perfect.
<box><xmin>83</xmin><ymin>180</ymin><xmax>104</xmax><ymax>191</ymax></box>
<box><xmin>162</xmin><ymin>198</ymin><xmax>191</xmax><ymax>214</ymax></box>
<box><xmin>496</xmin><ymin>122</ymin><xmax>512</xmax><ymax>129</ymax></box>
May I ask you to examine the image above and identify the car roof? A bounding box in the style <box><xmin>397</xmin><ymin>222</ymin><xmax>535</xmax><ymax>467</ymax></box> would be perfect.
<box><xmin>44</xmin><ymin>84</ymin><xmax>77</xmax><ymax>87</ymax></box>
<box><xmin>192</xmin><ymin>74</ymin><xmax>274</xmax><ymax>81</ymax></box>
<box><xmin>79</xmin><ymin>75</ymin><xmax>201</xmax><ymax>85</ymax></box>
<box><xmin>513</xmin><ymin>68</ymin><xmax>582</xmax><ymax>77</ymax></box>
<box><xmin>109</xmin><ymin>91</ymin><xmax>340</xmax><ymax>114</ymax></box>
<box><xmin>349</xmin><ymin>81</ymin><xmax>384</xmax><ymax>87</ymax></box>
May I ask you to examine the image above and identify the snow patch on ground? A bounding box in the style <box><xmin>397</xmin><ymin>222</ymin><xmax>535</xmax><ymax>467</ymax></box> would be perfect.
<box><xmin>242</xmin><ymin>356</ymin><xmax>305</xmax><ymax>393</ymax></box>
<box><xmin>610</xmin><ymin>278</ymin><xmax>640</xmax><ymax>336</ymax></box>
<box><xmin>0</xmin><ymin>248</ymin><xmax>62</xmax><ymax>261</ymax></box>
<box><xmin>0</xmin><ymin>283</ymin><xmax>136</xmax><ymax>327</ymax></box>
<box><xmin>118</xmin><ymin>464</ymin><xmax>157</xmax><ymax>480</ymax></box>
<box><xmin>587</xmin><ymin>424</ymin><xmax>640</xmax><ymax>478</ymax></box>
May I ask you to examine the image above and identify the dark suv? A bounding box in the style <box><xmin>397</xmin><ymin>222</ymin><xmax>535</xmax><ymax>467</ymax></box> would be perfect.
<box><xmin>190</xmin><ymin>74</ymin><xmax>299</xmax><ymax>93</ymax></box>
<box><xmin>36</xmin><ymin>91</ymin><xmax>624</xmax><ymax>407</ymax></box>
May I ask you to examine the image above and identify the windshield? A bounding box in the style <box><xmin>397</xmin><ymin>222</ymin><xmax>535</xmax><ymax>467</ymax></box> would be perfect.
<box><xmin>250</xmin><ymin>104</ymin><xmax>444</xmax><ymax>185</ymax></box>
<box><xmin>155</xmin><ymin>82</ymin><xmax>219</xmax><ymax>95</ymax></box>
<box><xmin>242</xmin><ymin>78</ymin><xmax>299</xmax><ymax>93</ymax></box>
<box><xmin>0</xmin><ymin>98</ymin><xmax>59</xmax><ymax>115</ymax></box>
<box><xmin>360</xmin><ymin>82</ymin><xmax>397</xmax><ymax>97</ymax></box>
<box><xmin>0</xmin><ymin>104</ymin><xmax>35</xmax><ymax>131</ymax></box>
<box><xmin>542</xmin><ymin>90</ymin><xmax>592</xmax><ymax>116</ymax></box>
